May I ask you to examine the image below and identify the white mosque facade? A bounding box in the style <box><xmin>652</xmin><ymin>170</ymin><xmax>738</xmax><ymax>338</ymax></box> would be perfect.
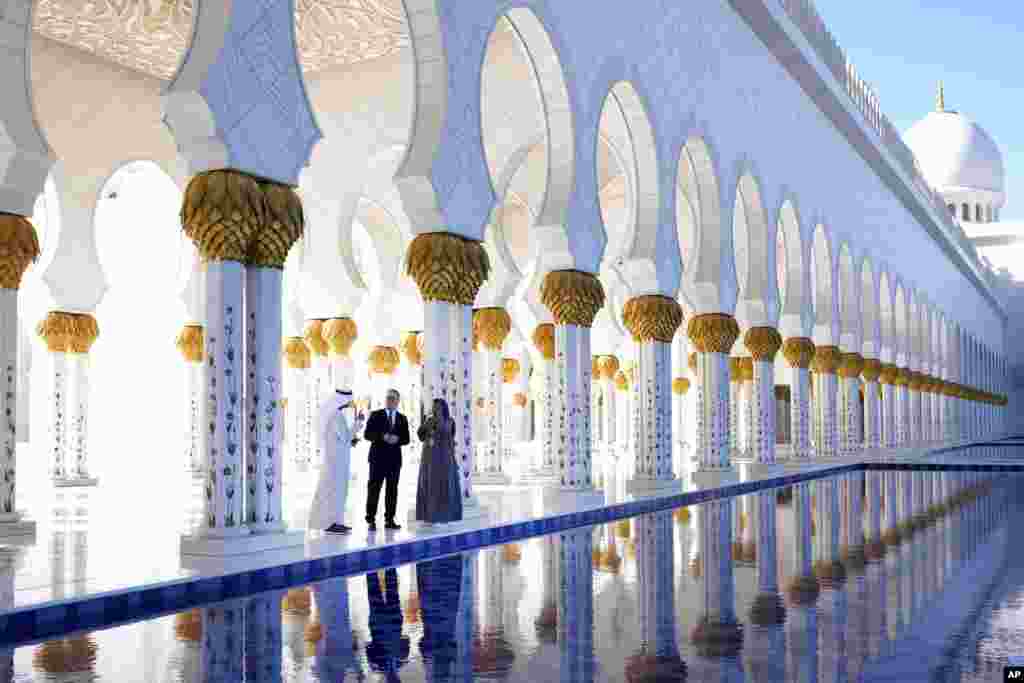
<box><xmin>0</xmin><ymin>0</ymin><xmax>1016</xmax><ymax>560</ymax></box>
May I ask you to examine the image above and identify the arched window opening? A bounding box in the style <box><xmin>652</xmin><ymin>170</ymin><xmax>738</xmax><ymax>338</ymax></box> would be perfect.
<box><xmin>976</xmin><ymin>204</ymin><xmax>983</xmax><ymax>222</ymax></box>
<box><xmin>962</xmin><ymin>203</ymin><xmax>970</xmax><ymax>222</ymax></box>
<box><xmin>947</xmin><ymin>203</ymin><xmax>955</xmax><ymax>216</ymax></box>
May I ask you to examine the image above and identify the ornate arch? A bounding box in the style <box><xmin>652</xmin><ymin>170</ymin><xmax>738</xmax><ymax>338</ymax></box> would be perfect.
<box><xmin>810</xmin><ymin>223</ymin><xmax>836</xmax><ymax>345</ymax></box>
<box><xmin>776</xmin><ymin>199</ymin><xmax>806</xmax><ymax>338</ymax></box>
<box><xmin>677</xmin><ymin>137</ymin><xmax>723</xmax><ymax>314</ymax></box>
<box><xmin>732</xmin><ymin>173</ymin><xmax>773</xmax><ymax>327</ymax></box>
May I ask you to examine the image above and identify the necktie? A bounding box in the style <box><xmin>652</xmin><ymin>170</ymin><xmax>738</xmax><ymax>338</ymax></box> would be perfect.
<box><xmin>388</xmin><ymin>411</ymin><xmax>394</xmax><ymax>429</ymax></box>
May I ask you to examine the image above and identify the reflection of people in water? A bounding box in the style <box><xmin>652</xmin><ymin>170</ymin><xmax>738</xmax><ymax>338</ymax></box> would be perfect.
<box><xmin>417</xmin><ymin>555</ymin><xmax>463</xmax><ymax>680</ymax></box>
<box><xmin>365</xmin><ymin>568</ymin><xmax>410</xmax><ymax>679</ymax></box>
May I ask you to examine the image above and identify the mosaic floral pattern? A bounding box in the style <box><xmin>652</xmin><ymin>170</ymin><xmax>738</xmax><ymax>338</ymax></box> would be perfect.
<box><xmin>2</xmin><ymin>360</ymin><xmax>15</xmax><ymax>514</ymax></box>
<box><xmin>50</xmin><ymin>355</ymin><xmax>66</xmax><ymax>480</ymax></box>
<box><xmin>750</xmin><ymin>362</ymin><xmax>775</xmax><ymax>464</ymax></box>
<box><xmin>791</xmin><ymin>367</ymin><xmax>812</xmax><ymax>458</ymax></box>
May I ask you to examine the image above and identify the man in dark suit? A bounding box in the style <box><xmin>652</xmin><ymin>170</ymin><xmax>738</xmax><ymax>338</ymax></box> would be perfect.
<box><xmin>363</xmin><ymin>388</ymin><xmax>410</xmax><ymax>531</ymax></box>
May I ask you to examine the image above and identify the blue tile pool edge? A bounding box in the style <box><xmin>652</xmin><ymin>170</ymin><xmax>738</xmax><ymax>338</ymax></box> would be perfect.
<box><xmin>0</xmin><ymin>456</ymin><xmax>1021</xmax><ymax>645</ymax></box>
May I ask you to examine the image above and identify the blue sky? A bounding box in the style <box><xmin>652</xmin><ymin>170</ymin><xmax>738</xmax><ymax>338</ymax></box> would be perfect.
<box><xmin>815</xmin><ymin>1</ymin><xmax>1023</xmax><ymax>220</ymax></box>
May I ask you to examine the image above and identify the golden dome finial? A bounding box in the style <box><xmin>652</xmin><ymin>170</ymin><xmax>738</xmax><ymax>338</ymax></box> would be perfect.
<box><xmin>936</xmin><ymin>81</ymin><xmax>945</xmax><ymax>113</ymax></box>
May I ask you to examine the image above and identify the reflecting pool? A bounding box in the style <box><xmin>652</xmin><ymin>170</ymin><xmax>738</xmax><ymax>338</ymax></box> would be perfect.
<box><xmin>6</xmin><ymin>468</ymin><xmax>1021</xmax><ymax>681</ymax></box>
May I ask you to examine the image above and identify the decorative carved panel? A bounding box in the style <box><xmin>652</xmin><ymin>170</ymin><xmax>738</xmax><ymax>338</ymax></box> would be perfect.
<box><xmin>32</xmin><ymin>0</ymin><xmax>408</xmax><ymax>80</ymax></box>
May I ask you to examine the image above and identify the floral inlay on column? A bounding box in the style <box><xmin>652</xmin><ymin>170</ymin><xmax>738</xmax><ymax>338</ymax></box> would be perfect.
<box><xmin>782</xmin><ymin>337</ymin><xmax>815</xmax><ymax>460</ymax></box>
<box><xmin>540</xmin><ymin>270</ymin><xmax>605</xmax><ymax>490</ymax></box>
<box><xmin>687</xmin><ymin>314</ymin><xmax>740</xmax><ymax>471</ymax></box>
<box><xmin>744</xmin><ymin>327</ymin><xmax>783</xmax><ymax>465</ymax></box>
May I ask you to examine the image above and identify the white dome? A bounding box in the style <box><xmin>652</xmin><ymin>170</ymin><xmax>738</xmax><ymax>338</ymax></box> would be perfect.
<box><xmin>904</xmin><ymin>110</ymin><xmax>1004</xmax><ymax>193</ymax></box>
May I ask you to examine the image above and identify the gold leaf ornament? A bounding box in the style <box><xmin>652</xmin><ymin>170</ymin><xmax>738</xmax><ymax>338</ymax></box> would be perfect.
<box><xmin>532</xmin><ymin>323</ymin><xmax>555</xmax><ymax>361</ymax></box>
<box><xmin>322</xmin><ymin>318</ymin><xmax>358</xmax><ymax>357</ymax></box>
<box><xmin>743</xmin><ymin>327</ymin><xmax>782</xmax><ymax>361</ymax></box>
<box><xmin>811</xmin><ymin>346</ymin><xmax>841</xmax><ymax>375</ymax></box>
<box><xmin>368</xmin><ymin>346</ymin><xmax>400</xmax><ymax>375</ymax></box>
<box><xmin>686</xmin><ymin>314</ymin><xmax>739</xmax><ymax>354</ymax></box>
<box><xmin>472</xmin><ymin>308</ymin><xmax>512</xmax><ymax>351</ymax></box>
<box><xmin>622</xmin><ymin>295</ymin><xmax>683</xmax><ymax>343</ymax></box>
<box><xmin>0</xmin><ymin>213</ymin><xmax>40</xmax><ymax>289</ymax></box>
<box><xmin>539</xmin><ymin>270</ymin><xmax>605</xmax><ymax>328</ymax></box>
<box><xmin>405</xmin><ymin>232</ymin><xmax>490</xmax><ymax>306</ymax></box>
<box><xmin>782</xmin><ymin>337</ymin><xmax>815</xmax><ymax>369</ymax></box>
<box><xmin>249</xmin><ymin>180</ymin><xmax>304</xmax><ymax>268</ymax></box>
<box><xmin>175</xmin><ymin>324</ymin><xmax>204</xmax><ymax>363</ymax></box>
<box><xmin>860</xmin><ymin>358</ymin><xmax>882</xmax><ymax>382</ymax></box>
<box><xmin>181</xmin><ymin>170</ymin><xmax>264</xmax><ymax>263</ymax></box>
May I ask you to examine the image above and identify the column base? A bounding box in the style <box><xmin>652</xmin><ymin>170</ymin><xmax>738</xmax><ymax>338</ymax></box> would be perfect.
<box><xmin>691</xmin><ymin>468</ymin><xmax>739</xmax><ymax>490</ymax></box>
<box><xmin>54</xmin><ymin>476</ymin><xmax>99</xmax><ymax>488</ymax></box>
<box><xmin>538</xmin><ymin>487</ymin><xmax>605</xmax><ymax>515</ymax></box>
<box><xmin>625</xmin><ymin>476</ymin><xmax>683</xmax><ymax>497</ymax></box>
<box><xmin>180</xmin><ymin>527</ymin><xmax>305</xmax><ymax>557</ymax></box>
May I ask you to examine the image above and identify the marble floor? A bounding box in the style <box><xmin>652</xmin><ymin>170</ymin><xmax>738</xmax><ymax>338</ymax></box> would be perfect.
<box><xmin>0</xmin><ymin>439</ymin><xmax>998</xmax><ymax>619</ymax></box>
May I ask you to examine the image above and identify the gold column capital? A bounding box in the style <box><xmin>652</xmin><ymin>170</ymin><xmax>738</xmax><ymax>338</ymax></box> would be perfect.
<box><xmin>405</xmin><ymin>232</ymin><xmax>490</xmax><ymax>306</ymax></box>
<box><xmin>744</xmin><ymin>326</ymin><xmax>782</xmax><ymax>361</ymax></box>
<box><xmin>502</xmin><ymin>357</ymin><xmax>521</xmax><ymax>384</ymax></box>
<box><xmin>512</xmin><ymin>392</ymin><xmax>528</xmax><ymax>407</ymax></box>
<box><xmin>322</xmin><ymin>318</ymin><xmax>358</xmax><ymax>357</ymax></box>
<box><xmin>687</xmin><ymin>313</ymin><xmax>739</xmax><ymax>354</ymax></box>
<box><xmin>894</xmin><ymin>367</ymin><xmax>911</xmax><ymax>387</ymax></box>
<box><xmin>672</xmin><ymin>377</ymin><xmax>691</xmax><ymax>395</ymax></box>
<box><xmin>622</xmin><ymin>295</ymin><xmax>683</xmax><ymax>343</ymax></box>
<box><xmin>65</xmin><ymin>313</ymin><xmax>99</xmax><ymax>354</ymax></box>
<box><xmin>739</xmin><ymin>357</ymin><xmax>754</xmax><ymax>382</ymax></box>
<box><xmin>400</xmin><ymin>331</ymin><xmax>422</xmax><ymax>367</ymax></box>
<box><xmin>837</xmin><ymin>353</ymin><xmax>864</xmax><ymax>379</ymax></box>
<box><xmin>248</xmin><ymin>180</ymin><xmax>303</xmax><ymax>268</ymax></box>
<box><xmin>597</xmin><ymin>355</ymin><xmax>620</xmax><ymax>381</ymax></box>
<box><xmin>368</xmin><ymin>346</ymin><xmax>400</xmax><ymax>375</ymax></box>
<box><xmin>879</xmin><ymin>363</ymin><xmax>898</xmax><ymax>385</ymax></box>
<box><xmin>782</xmin><ymin>337</ymin><xmax>815</xmax><ymax>369</ymax></box>
<box><xmin>861</xmin><ymin>358</ymin><xmax>882</xmax><ymax>382</ymax></box>
<box><xmin>614</xmin><ymin>370</ymin><xmax>630</xmax><ymax>392</ymax></box>
<box><xmin>540</xmin><ymin>270</ymin><xmax>605</xmax><ymax>328</ymax></box>
<box><xmin>532</xmin><ymin>323</ymin><xmax>555</xmax><ymax>361</ymax></box>
<box><xmin>37</xmin><ymin>312</ymin><xmax>98</xmax><ymax>354</ymax></box>
<box><xmin>175</xmin><ymin>324</ymin><xmax>204</xmax><ymax>363</ymax></box>
<box><xmin>729</xmin><ymin>357</ymin><xmax>743</xmax><ymax>382</ymax></box>
<box><xmin>181</xmin><ymin>169</ymin><xmax>264</xmax><ymax>263</ymax></box>
<box><xmin>0</xmin><ymin>213</ymin><xmax>40</xmax><ymax>290</ymax></box>
<box><xmin>688</xmin><ymin>352</ymin><xmax>697</xmax><ymax>373</ymax></box>
<box><xmin>283</xmin><ymin>337</ymin><xmax>311</xmax><ymax>369</ymax></box>
<box><xmin>811</xmin><ymin>346</ymin><xmax>841</xmax><ymax>374</ymax></box>
<box><xmin>303</xmin><ymin>319</ymin><xmax>328</xmax><ymax>357</ymax></box>
<box><xmin>472</xmin><ymin>307</ymin><xmax>512</xmax><ymax>351</ymax></box>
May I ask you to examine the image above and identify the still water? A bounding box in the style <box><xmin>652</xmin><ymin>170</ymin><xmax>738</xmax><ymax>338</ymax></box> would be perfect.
<box><xmin>11</xmin><ymin>468</ymin><xmax>1023</xmax><ymax>682</ymax></box>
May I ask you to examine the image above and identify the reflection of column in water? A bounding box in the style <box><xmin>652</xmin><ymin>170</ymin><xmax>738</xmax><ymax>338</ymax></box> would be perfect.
<box><xmin>50</xmin><ymin>493</ymin><xmax>68</xmax><ymax>601</ymax></box>
<box><xmin>281</xmin><ymin>587</ymin><xmax>312</xmax><ymax>677</ymax></box>
<box><xmin>167</xmin><ymin>608</ymin><xmax>202</xmax><ymax>682</ymax></box>
<box><xmin>200</xmin><ymin>602</ymin><xmax>245</xmax><ymax>680</ymax></box>
<box><xmin>785</xmin><ymin>481</ymin><xmax>818</xmax><ymax>683</ymax></box>
<box><xmin>745</xmin><ymin>490</ymin><xmax>785</xmax><ymax>682</ymax></box>
<box><xmin>455</xmin><ymin>551</ymin><xmax>477</xmax><ymax>679</ymax></box>
<box><xmin>841</xmin><ymin>472</ymin><xmax>866</xmax><ymax>570</ymax></box>
<box><xmin>865</xmin><ymin>470</ymin><xmax>884</xmax><ymax>555</ymax></box>
<box><xmin>812</xmin><ymin>478</ymin><xmax>844</xmax><ymax>585</ymax></box>
<box><xmin>692</xmin><ymin>497</ymin><xmax>742</xmax><ymax>655</ymax></box>
<box><xmin>536</xmin><ymin>534</ymin><xmax>559</xmax><ymax>643</ymax></box>
<box><xmin>474</xmin><ymin>546</ymin><xmax>517</xmax><ymax>677</ymax></box>
<box><xmin>628</xmin><ymin>511</ymin><xmax>684</xmax><ymax>680</ymax></box>
<box><xmin>0</xmin><ymin>547</ymin><xmax>23</xmax><ymax>680</ymax></box>
<box><xmin>813</xmin><ymin>478</ymin><xmax>848</xmax><ymax>683</ymax></box>
<box><xmin>245</xmin><ymin>591</ymin><xmax>283</xmax><ymax>682</ymax></box>
<box><xmin>558</xmin><ymin>527</ymin><xmax>595</xmax><ymax>683</ymax></box>
<box><xmin>310</xmin><ymin>578</ymin><xmax>362</xmax><ymax>681</ymax></box>
<box><xmin>864</xmin><ymin>528</ymin><xmax>889</xmax><ymax>660</ymax></box>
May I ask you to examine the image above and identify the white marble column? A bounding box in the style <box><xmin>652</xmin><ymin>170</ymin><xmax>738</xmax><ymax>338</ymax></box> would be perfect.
<box><xmin>245</xmin><ymin>266</ymin><xmax>285</xmax><ymax>533</ymax></box>
<box><xmin>37</xmin><ymin>313</ymin><xmax>71</xmax><ymax>483</ymax></box>
<box><xmin>198</xmin><ymin>260</ymin><xmax>248</xmax><ymax>537</ymax></box>
<box><xmin>920</xmin><ymin>374</ymin><xmax>932</xmax><ymax>444</ymax></box>
<box><xmin>744</xmin><ymin>327</ymin><xmax>783</xmax><ymax>469</ymax></box>
<box><xmin>177</xmin><ymin>325</ymin><xmax>205</xmax><ymax>474</ymax></box>
<box><xmin>526</xmin><ymin>323</ymin><xmax>557</xmax><ymax>481</ymax></box>
<box><xmin>812</xmin><ymin>346</ymin><xmax>840</xmax><ymax>458</ymax></box>
<box><xmin>782</xmin><ymin>338</ymin><xmax>814</xmax><ymax>461</ymax></box>
<box><xmin>304</xmin><ymin>320</ymin><xmax>330</xmax><ymax>467</ymax></box>
<box><xmin>0</xmin><ymin>291</ymin><xmax>21</xmax><ymax>523</ymax></box>
<box><xmin>688</xmin><ymin>314</ymin><xmax>739</xmax><ymax>474</ymax></box>
<box><xmin>595</xmin><ymin>356</ymin><xmax>620</xmax><ymax>485</ymax></box>
<box><xmin>66</xmin><ymin>331</ymin><xmax>99</xmax><ymax>486</ymax></box>
<box><xmin>200</xmin><ymin>602</ymin><xmax>245</xmax><ymax>679</ymax></box>
<box><xmin>621</xmin><ymin>297</ymin><xmax>682</xmax><ymax>493</ymax></box>
<box><xmin>862</xmin><ymin>359</ymin><xmax>882</xmax><ymax>452</ymax></box>
<box><xmin>909</xmin><ymin>370</ymin><xmax>923</xmax><ymax>446</ymax></box>
<box><xmin>671</xmin><ymin>376</ymin><xmax>691</xmax><ymax>477</ymax></box>
<box><xmin>880</xmin><ymin>362</ymin><xmax>898</xmax><ymax>449</ymax></box>
<box><xmin>837</xmin><ymin>353</ymin><xmax>864</xmax><ymax>457</ymax></box>
<box><xmin>401</xmin><ymin>331</ymin><xmax>424</xmax><ymax>469</ymax></box>
<box><xmin>540</xmin><ymin>270</ymin><xmax>604</xmax><ymax>495</ymax></box>
<box><xmin>729</xmin><ymin>357</ymin><xmax>743</xmax><ymax>460</ymax></box>
<box><xmin>473</xmin><ymin>308</ymin><xmax>511</xmax><ymax>485</ymax></box>
<box><xmin>283</xmin><ymin>338</ymin><xmax>311</xmax><ymax>468</ymax></box>
<box><xmin>895</xmin><ymin>365</ymin><xmax>911</xmax><ymax>448</ymax></box>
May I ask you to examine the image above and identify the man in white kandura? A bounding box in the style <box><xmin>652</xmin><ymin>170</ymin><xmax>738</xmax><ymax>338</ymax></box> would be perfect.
<box><xmin>308</xmin><ymin>389</ymin><xmax>365</xmax><ymax>535</ymax></box>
